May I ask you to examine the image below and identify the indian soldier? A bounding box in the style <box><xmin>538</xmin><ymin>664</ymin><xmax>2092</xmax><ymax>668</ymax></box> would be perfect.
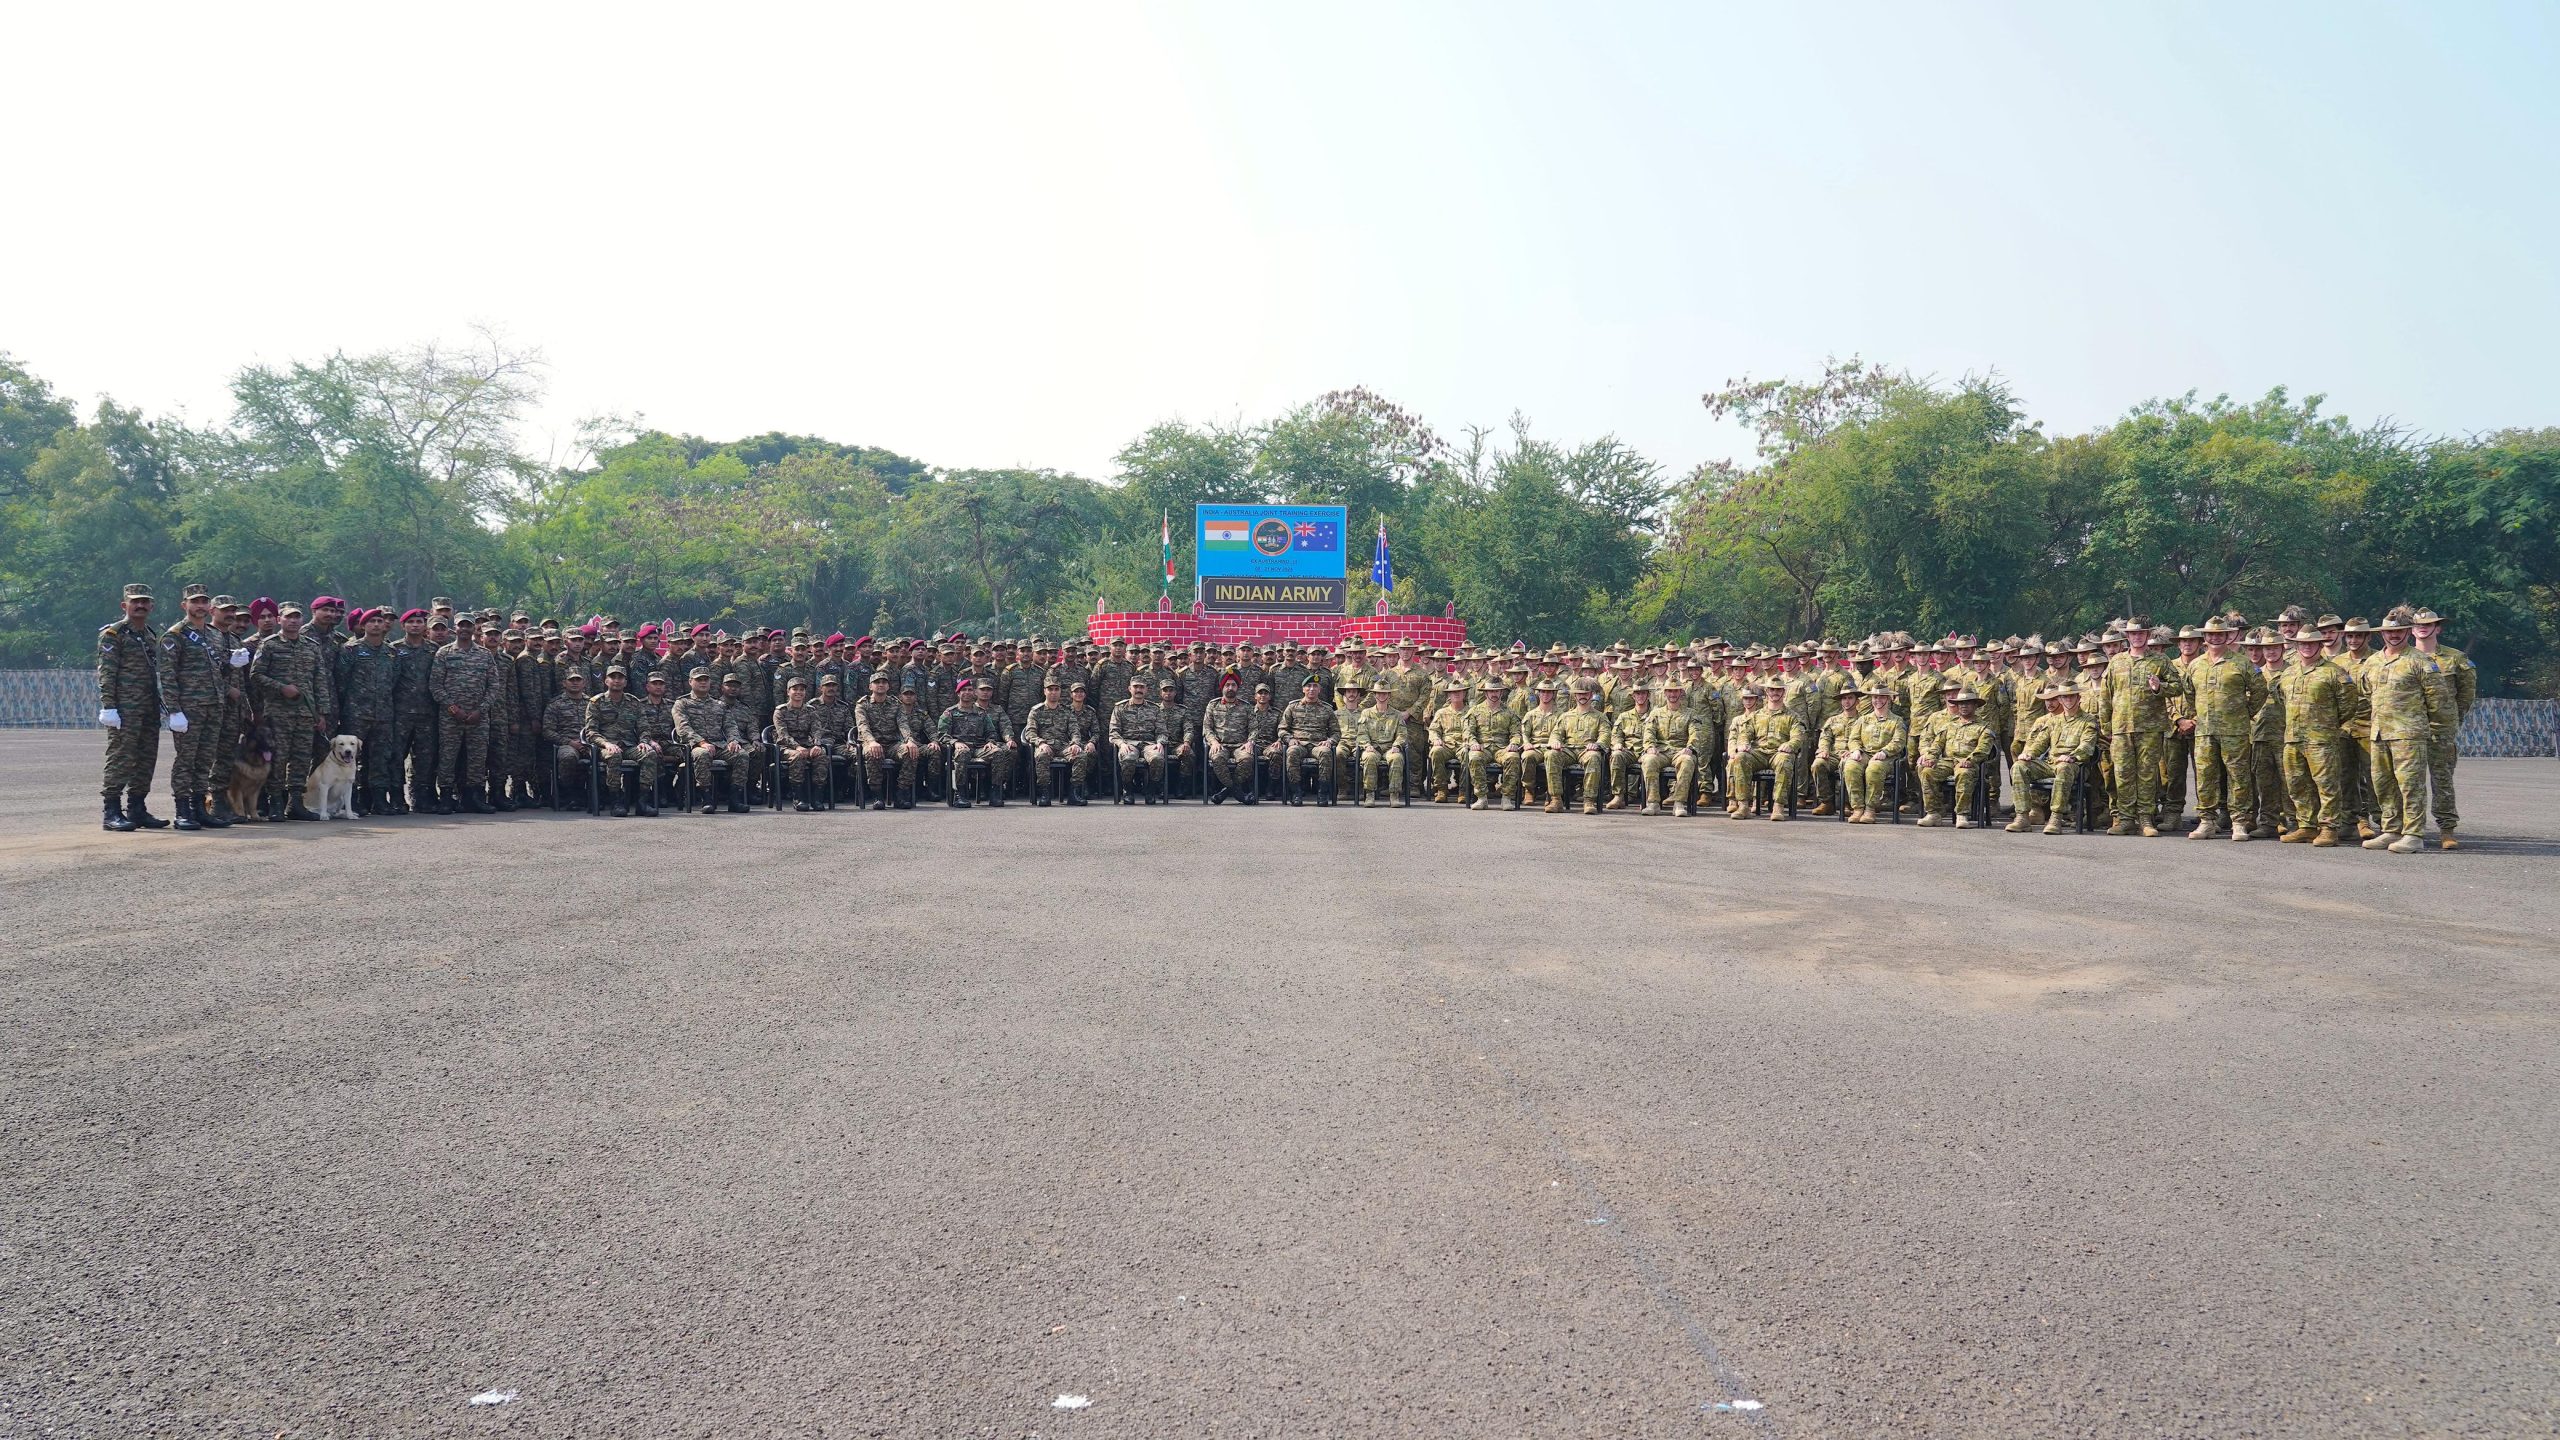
<box><xmin>388</xmin><ymin>612</ymin><xmax>442</xmax><ymax>815</ymax></box>
<box><xmin>1278</xmin><ymin>675</ymin><xmax>1339</xmax><ymax>805</ymax></box>
<box><xmin>673</xmin><ymin>667</ymin><xmax>749</xmax><ymax>814</ymax></box>
<box><xmin>2277</xmin><ymin>631</ymin><xmax>2355</xmax><ymax>847</ymax></box>
<box><xmin>1021</xmin><ymin>677</ymin><xmax>1093</xmax><ymax>806</ymax></box>
<box><xmin>2361</xmin><ymin>614</ymin><xmax>2452</xmax><ymax>854</ymax></box>
<box><xmin>539</xmin><ymin>667</ymin><xmax>594</xmax><ymax>805</ymax></box>
<box><xmin>427</xmin><ymin>616</ymin><xmax>499</xmax><ymax>814</ymax></box>
<box><xmin>1109</xmin><ymin>677</ymin><xmax>1168</xmax><ymax>804</ymax></box>
<box><xmin>582</xmin><ymin>666</ymin><xmax>660</xmax><ymax>817</ymax></box>
<box><xmin>302</xmin><ymin>597</ymin><xmax>345</xmax><ymax>736</ymax></box>
<box><xmin>2409</xmin><ymin>609</ymin><xmax>2475</xmax><ymax>850</ymax></box>
<box><xmin>331</xmin><ymin>609</ymin><xmax>396</xmax><ymax>815</ymax></box>
<box><xmin>771</xmin><ymin>677</ymin><xmax>828</xmax><ymax>810</ymax></box>
<box><xmin>807</xmin><ymin>673</ymin><xmax>854</xmax><ymax>799</ymax></box>
<box><xmin>158</xmin><ymin>585</ymin><xmax>227</xmax><ymax>830</ymax></box>
<box><xmin>855</xmin><ymin>671</ymin><xmax>919</xmax><ymax>809</ymax></box>
<box><xmin>97</xmin><ymin>583</ymin><xmax>170</xmax><ymax>831</ymax></box>
<box><xmin>1156</xmin><ymin>677</ymin><xmax>1197</xmax><ymax>799</ymax></box>
<box><xmin>252</xmin><ymin>603</ymin><xmax>330</xmax><ymax>821</ymax></box>
<box><xmin>938</xmin><ymin>679</ymin><xmax>1012</xmax><ymax>808</ymax></box>
<box><xmin>1202</xmin><ymin>674</ymin><xmax>1259</xmax><ymax>803</ymax></box>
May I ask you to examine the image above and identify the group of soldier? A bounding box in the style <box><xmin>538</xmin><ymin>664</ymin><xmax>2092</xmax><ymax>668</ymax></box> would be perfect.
<box><xmin>95</xmin><ymin>586</ymin><xmax>2476</xmax><ymax>852</ymax></box>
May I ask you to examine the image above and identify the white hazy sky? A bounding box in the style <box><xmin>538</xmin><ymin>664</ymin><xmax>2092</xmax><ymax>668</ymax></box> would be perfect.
<box><xmin>9</xmin><ymin>1</ymin><xmax>2554</xmax><ymax>479</ymax></box>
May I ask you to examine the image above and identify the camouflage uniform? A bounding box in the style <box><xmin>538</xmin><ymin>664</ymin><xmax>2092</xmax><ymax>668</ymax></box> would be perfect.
<box><xmin>1202</xmin><ymin>695</ymin><xmax>1259</xmax><ymax>796</ymax></box>
<box><xmin>940</xmin><ymin>701</ymin><xmax>1013</xmax><ymax>797</ymax></box>
<box><xmin>583</xmin><ymin>689</ymin><xmax>661</xmax><ymax>801</ymax></box>
<box><xmin>2099</xmin><ymin>648</ymin><xmax>2186</xmax><ymax>832</ymax></box>
<box><xmin>1643</xmin><ymin>701</ymin><xmax>1715</xmax><ymax>813</ymax></box>
<box><xmin>1463</xmin><ymin>693</ymin><xmax>1523</xmax><ymax>808</ymax></box>
<box><xmin>2415</xmin><ymin>639</ymin><xmax>2475</xmax><ymax>838</ymax></box>
<box><xmin>1278</xmin><ymin>694</ymin><xmax>1339</xmax><ymax>795</ymax></box>
<box><xmin>2184</xmin><ymin>649</ymin><xmax>2264</xmax><ymax>836</ymax></box>
<box><xmin>1108</xmin><ymin>694</ymin><xmax>1168</xmax><ymax>790</ymax></box>
<box><xmin>159</xmin><ymin>617</ymin><xmax>228</xmax><ymax>809</ymax></box>
<box><xmin>1020</xmin><ymin>698</ymin><xmax>1091</xmax><ymax>799</ymax></box>
<box><xmin>2010</xmin><ymin>703</ymin><xmax>2099</xmax><ymax>832</ymax></box>
<box><xmin>252</xmin><ymin>630</ymin><xmax>330</xmax><ymax>804</ymax></box>
<box><xmin>1349</xmin><ymin>699</ymin><xmax>1407</xmax><ymax>805</ymax></box>
<box><xmin>672</xmin><ymin>690</ymin><xmax>742</xmax><ymax>794</ymax></box>
<box><xmin>391</xmin><ymin>636</ymin><xmax>441</xmax><ymax>808</ymax></box>
<box><xmin>337</xmin><ymin>638</ymin><xmax>401</xmax><ymax>799</ymax></box>
<box><xmin>540</xmin><ymin>688</ymin><xmax>592</xmax><ymax>793</ymax></box>
<box><xmin>1839</xmin><ymin>709</ymin><xmax>1909</xmax><ymax>819</ymax></box>
<box><xmin>854</xmin><ymin>694</ymin><xmax>916</xmax><ymax>795</ymax></box>
<box><xmin>2364</xmin><ymin>644</ymin><xmax>2451</xmax><ymax>845</ymax></box>
<box><xmin>428</xmin><ymin>641</ymin><xmax>501</xmax><ymax>797</ymax></box>
<box><xmin>98</xmin><ymin>613</ymin><xmax>169</xmax><ymax>797</ymax></box>
<box><xmin>2278</xmin><ymin>652</ymin><xmax>2355</xmax><ymax>840</ymax></box>
<box><xmin>1555</xmin><ymin>700</ymin><xmax>1611</xmax><ymax>814</ymax></box>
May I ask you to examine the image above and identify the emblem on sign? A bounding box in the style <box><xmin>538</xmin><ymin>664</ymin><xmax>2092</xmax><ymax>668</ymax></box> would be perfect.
<box><xmin>1252</xmin><ymin>518</ymin><xmax>1293</xmax><ymax>556</ymax></box>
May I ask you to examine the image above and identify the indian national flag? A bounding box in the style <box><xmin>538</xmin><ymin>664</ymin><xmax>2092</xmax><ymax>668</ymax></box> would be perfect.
<box><xmin>1203</xmin><ymin>517</ymin><xmax>1250</xmax><ymax>550</ymax></box>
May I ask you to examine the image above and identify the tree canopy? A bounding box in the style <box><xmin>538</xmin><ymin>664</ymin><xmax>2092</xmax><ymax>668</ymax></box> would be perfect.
<box><xmin>2</xmin><ymin>344</ymin><xmax>2551</xmax><ymax>694</ymax></box>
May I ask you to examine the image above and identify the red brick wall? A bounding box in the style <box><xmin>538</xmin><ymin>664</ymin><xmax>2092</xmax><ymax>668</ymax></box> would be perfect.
<box><xmin>1084</xmin><ymin>612</ymin><xmax>1469</xmax><ymax>649</ymax></box>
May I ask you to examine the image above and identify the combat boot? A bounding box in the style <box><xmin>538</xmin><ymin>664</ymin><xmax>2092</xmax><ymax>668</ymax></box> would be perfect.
<box><xmin>1430</xmin><ymin>787</ymin><xmax>1448</xmax><ymax>804</ymax></box>
<box><xmin>1809</xmin><ymin>799</ymin><xmax>1836</xmax><ymax>817</ymax></box>
<box><xmin>103</xmin><ymin>791</ymin><xmax>135</xmax><ymax>831</ymax></box>
<box><xmin>2278</xmin><ymin>826</ymin><xmax>2311</xmax><ymax>842</ymax></box>
<box><xmin>210</xmin><ymin>792</ymin><xmax>239</xmax><ymax>825</ymax></box>
<box><xmin>1915</xmin><ymin>812</ymin><xmax>1943</xmax><ymax>828</ymax></box>
<box><xmin>1604</xmin><ymin>795</ymin><xmax>1626</xmax><ymax>812</ymax></box>
<box><xmin>173</xmin><ymin>795</ymin><xmax>202</xmax><ymax>831</ymax></box>
<box><xmin>1674</xmin><ymin>802</ymin><xmax>1693</xmax><ymax>818</ymax></box>
<box><xmin>2311</xmin><ymin>826</ymin><xmax>2339</xmax><ymax>847</ymax></box>
<box><xmin>199</xmin><ymin>793</ymin><xmax>233</xmax><ymax>828</ymax></box>
<box><xmin>2189</xmin><ymin>816</ymin><xmax>2221</xmax><ymax>839</ymax></box>
<box><xmin>1501</xmin><ymin>795</ymin><xmax>1520</xmax><ymax>812</ymax></box>
<box><xmin>635</xmin><ymin>792</ymin><xmax>659</xmax><ymax>817</ymax></box>
<box><xmin>2440</xmin><ymin>834</ymin><xmax>2460</xmax><ymax>851</ymax></box>
<box><xmin>2042</xmin><ymin>813</ymin><xmax>2067</xmax><ymax>835</ymax></box>
<box><xmin>2361</xmin><ymin>830</ymin><xmax>2396</xmax><ymax>850</ymax></box>
<box><xmin>126</xmin><ymin>790</ymin><xmax>170</xmax><ymax>828</ymax></box>
<box><xmin>2354</xmin><ymin>818</ymin><xmax>2378</xmax><ymax>841</ymax></box>
<box><xmin>2138</xmin><ymin>821</ymin><xmax>2161</xmax><ymax>837</ymax></box>
<box><xmin>2004</xmin><ymin>810</ymin><xmax>2032</xmax><ymax>833</ymax></box>
<box><xmin>1767</xmin><ymin>808</ymin><xmax>1788</xmax><ymax>822</ymax></box>
<box><xmin>728</xmin><ymin>781</ymin><xmax>750</xmax><ymax>814</ymax></box>
<box><xmin>1468</xmin><ymin>797</ymin><xmax>1488</xmax><ymax>811</ymax></box>
<box><xmin>2105</xmin><ymin>818</ymin><xmax>2132</xmax><ymax>836</ymax></box>
<box><xmin>286</xmin><ymin>800</ymin><xmax>322</xmax><ymax>821</ymax></box>
<box><xmin>1543</xmin><ymin>797</ymin><xmax>1565</xmax><ymax>814</ymax></box>
<box><xmin>1394</xmin><ymin>791</ymin><xmax>1409</xmax><ymax>808</ymax></box>
<box><xmin>2388</xmin><ymin>834</ymin><xmax>2422</xmax><ymax>854</ymax></box>
<box><xmin>2228</xmin><ymin>825</ymin><xmax>2251</xmax><ymax>841</ymax></box>
<box><xmin>493</xmin><ymin>783</ymin><xmax>518</xmax><ymax>812</ymax></box>
<box><xmin>1068</xmin><ymin>783</ymin><xmax>1088</xmax><ymax>806</ymax></box>
<box><xmin>1641</xmin><ymin>802</ymin><xmax>1661</xmax><ymax>817</ymax></box>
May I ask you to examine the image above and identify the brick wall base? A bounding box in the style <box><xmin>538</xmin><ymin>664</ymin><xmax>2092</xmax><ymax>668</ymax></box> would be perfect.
<box><xmin>1084</xmin><ymin>612</ymin><xmax>1468</xmax><ymax>651</ymax></box>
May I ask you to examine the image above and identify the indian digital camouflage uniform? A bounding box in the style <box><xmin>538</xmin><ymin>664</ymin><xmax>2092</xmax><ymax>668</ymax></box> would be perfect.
<box><xmin>159</xmin><ymin>612</ymin><xmax>226</xmax><ymax>803</ymax></box>
<box><xmin>429</xmin><ymin>640</ymin><xmax>500</xmax><ymax>793</ymax></box>
<box><xmin>98</xmin><ymin>611</ymin><xmax>169</xmax><ymax>795</ymax></box>
<box><xmin>583</xmin><ymin>687</ymin><xmax>660</xmax><ymax>796</ymax></box>
<box><xmin>854</xmin><ymin>693</ymin><xmax>916</xmax><ymax>793</ymax></box>
<box><xmin>252</xmin><ymin>629</ymin><xmax>330</xmax><ymax>802</ymax></box>
<box><xmin>337</xmin><ymin>636</ymin><xmax>400</xmax><ymax>795</ymax></box>
<box><xmin>1020</xmin><ymin>697</ymin><xmax>1091</xmax><ymax>798</ymax></box>
<box><xmin>391</xmin><ymin>635</ymin><xmax>441</xmax><ymax>806</ymax></box>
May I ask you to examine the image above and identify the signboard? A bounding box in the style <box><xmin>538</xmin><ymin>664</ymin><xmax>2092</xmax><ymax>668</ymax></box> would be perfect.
<box><xmin>1195</xmin><ymin>503</ymin><xmax>1347</xmax><ymax>614</ymax></box>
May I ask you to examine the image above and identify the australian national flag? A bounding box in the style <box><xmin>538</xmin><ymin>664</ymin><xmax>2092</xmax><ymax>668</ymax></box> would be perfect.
<box><xmin>1292</xmin><ymin>517</ymin><xmax>1340</xmax><ymax>553</ymax></box>
<box><xmin>1370</xmin><ymin>523</ymin><xmax>1393</xmax><ymax>590</ymax></box>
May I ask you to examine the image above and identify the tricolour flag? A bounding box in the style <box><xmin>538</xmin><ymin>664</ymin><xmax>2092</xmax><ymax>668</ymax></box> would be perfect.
<box><xmin>1203</xmin><ymin>518</ymin><xmax>1250</xmax><ymax>549</ymax></box>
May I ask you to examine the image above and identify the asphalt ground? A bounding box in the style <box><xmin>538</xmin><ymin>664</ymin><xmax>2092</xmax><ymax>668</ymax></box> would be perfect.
<box><xmin>5</xmin><ymin>729</ymin><xmax>2557</xmax><ymax>1438</ymax></box>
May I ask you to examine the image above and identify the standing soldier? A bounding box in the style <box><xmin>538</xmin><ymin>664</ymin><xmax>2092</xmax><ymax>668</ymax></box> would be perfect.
<box><xmin>251</xmin><ymin>603</ymin><xmax>329</xmax><ymax>821</ymax></box>
<box><xmin>389</xmin><ymin>611</ymin><xmax>441</xmax><ymax>816</ymax></box>
<box><xmin>2361</xmin><ymin>614</ymin><xmax>2451</xmax><ymax>854</ymax></box>
<box><xmin>2409</xmin><ymin>609</ymin><xmax>2474</xmax><ymax>850</ymax></box>
<box><xmin>206</xmin><ymin>596</ymin><xmax>257</xmax><ymax>825</ymax></box>
<box><xmin>2098</xmin><ymin>619</ymin><xmax>2185</xmax><ymax>836</ymax></box>
<box><xmin>159</xmin><ymin>585</ymin><xmax>228</xmax><ymax>830</ymax></box>
<box><xmin>338</xmin><ymin>608</ymin><xmax>401</xmax><ymax>816</ymax></box>
<box><xmin>539</xmin><ymin>667</ymin><xmax>594</xmax><ymax>805</ymax></box>
<box><xmin>97</xmin><ymin>583</ymin><xmax>170</xmax><ymax>831</ymax></box>
<box><xmin>2243</xmin><ymin>628</ymin><xmax>2290</xmax><ymax>840</ymax></box>
<box><xmin>511</xmin><ymin>627</ymin><xmax>551</xmax><ymax>809</ymax></box>
<box><xmin>2277</xmin><ymin>630</ymin><xmax>2355</xmax><ymax>847</ymax></box>
<box><xmin>1021</xmin><ymin>677</ymin><xmax>1093</xmax><ymax>805</ymax></box>
<box><xmin>2183</xmin><ymin>620</ymin><xmax>2264</xmax><ymax>840</ymax></box>
<box><xmin>302</xmin><ymin>597</ymin><xmax>346</xmax><ymax>736</ymax></box>
<box><xmin>428</xmin><ymin>615</ymin><xmax>500</xmax><ymax>814</ymax></box>
<box><xmin>2333</xmin><ymin>618</ymin><xmax>2381</xmax><ymax>838</ymax></box>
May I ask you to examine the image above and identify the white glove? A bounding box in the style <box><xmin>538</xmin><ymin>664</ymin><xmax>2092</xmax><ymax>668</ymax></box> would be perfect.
<box><xmin>167</xmin><ymin>711</ymin><xmax>189</xmax><ymax>733</ymax></box>
<box><xmin>229</xmin><ymin>647</ymin><xmax>251</xmax><ymax>667</ymax></box>
<box><xmin>99</xmin><ymin>708</ymin><xmax>121</xmax><ymax>729</ymax></box>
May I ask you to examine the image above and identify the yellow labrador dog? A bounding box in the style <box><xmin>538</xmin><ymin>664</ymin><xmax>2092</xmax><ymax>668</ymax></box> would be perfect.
<box><xmin>306</xmin><ymin>734</ymin><xmax>363</xmax><ymax>820</ymax></box>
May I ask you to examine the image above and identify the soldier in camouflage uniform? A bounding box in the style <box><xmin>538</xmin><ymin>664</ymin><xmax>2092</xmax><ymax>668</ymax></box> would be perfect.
<box><xmin>673</xmin><ymin>667</ymin><xmax>750</xmax><ymax>813</ymax></box>
<box><xmin>855</xmin><ymin>671</ymin><xmax>918</xmax><ymax>808</ymax></box>
<box><xmin>2008</xmin><ymin>686</ymin><xmax>2100</xmax><ymax>834</ymax></box>
<box><xmin>97</xmin><ymin>583</ymin><xmax>171</xmax><ymax>831</ymax></box>
<box><xmin>539</xmin><ymin>668</ymin><xmax>594</xmax><ymax>804</ymax></box>
<box><xmin>1277</xmin><ymin>675</ymin><xmax>1339</xmax><ymax>805</ymax></box>
<box><xmin>2277</xmin><ymin>631</ymin><xmax>2355</xmax><ymax>847</ymax></box>
<box><xmin>1108</xmin><ymin>677</ymin><xmax>1168</xmax><ymax>803</ymax></box>
<box><xmin>1916</xmin><ymin>687</ymin><xmax>1994</xmax><ymax>828</ymax></box>
<box><xmin>337</xmin><ymin>609</ymin><xmax>400</xmax><ymax>815</ymax></box>
<box><xmin>1554</xmin><ymin>683</ymin><xmax>1612</xmax><ymax>816</ymax></box>
<box><xmin>807</xmin><ymin>674</ymin><xmax>854</xmax><ymax>798</ymax></box>
<box><xmin>158</xmin><ymin>585</ymin><xmax>228</xmax><ymax>830</ymax></box>
<box><xmin>2410</xmin><ymin>609</ymin><xmax>2475</xmax><ymax>850</ymax></box>
<box><xmin>2098</xmin><ymin>621</ymin><xmax>2186</xmax><ymax>836</ymax></box>
<box><xmin>2361</xmin><ymin>615</ymin><xmax>2452</xmax><ymax>854</ymax></box>
<box><xmin>1640</xmin><ymin>679</ymin><xmax>1715</xmax><ymax>817</ymax></box>
<box><xmin>771</xmin><ymin>677</ymin><xmax>827</xmax><ymax>809</ymax></box>
<box><xmin>583</xmin><ymin>666</ymin><xmax>661</xmax><ymax>816</ymax></box>
<box><xmin>426</xmin><ymin>617</ymin><xmax>500</xmax><ymax>813</ymax></box>
<box><xmin>388</xmin><ymin>611</ymin><xmax>441</xmax><ymax>816</ymax></box>
<box><xmin>1201</xmin><ymin>675</ymin><xmax>1260</xmax><ymax>803</ymax></box>
<box><xmin>1349</xmin><ymin>678</ymin><xmax>1409</xmax><ymax>808</ymax></box>
<box><xmin>1021</xmin><ymin>677</ymin><xmax>1093</xmax><ymax>805</ymax></box>
<box><xmin>1840</xmin><ymin>683</ymin><xmax>1909</xmax><ymax>824</ymax></box>
<box><xmin>252</xmin><ymin>604</ymin><xmax>330</xmax><ymax>821</ymax></box>
<box><xmin>2180</xmin><ymin>620</ymin><xmax>2263</xmax><ymax>840</ymax></box>
<box><xmin>203</xmin><ymin>596</ymin><xmax>257</xmax><ymax>823</ymax></box>
<box><xmin>938</xmin><ymin>679</ymin><xmax>1012</xmax><ymax>807</ymax></box>
<box><xmin>1426</xmin><ymin>684</ymin><xmax>1473</xmax><ymax>802</ymax></box>
<box><xmin>1727</xmin><ymin>681</ymin><xmax>1802</xmax><ymax>820</ymax></box>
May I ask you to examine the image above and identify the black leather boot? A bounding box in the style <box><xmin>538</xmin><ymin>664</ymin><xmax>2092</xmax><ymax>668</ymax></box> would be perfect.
<box><xmin>126</xmin><ymin>789</ymin><xmax>170</xmax><ymax>828</ymax></box>
<box><xmin>199</xmin><ymin>792</ymin><xmax>233</xmax><ymax>828</ymax></box>
<box><xmin>286</xmin><ymin>799</ymin><xmax>323</xmax><ymax>821</ymax></box>
<box><xmin>173</xmin><ymin>794</ymin><xmax>202</xmax><ymax>831</ymax></box>
<box><xmin>209</xmin><ymin>792</ymin><xmax>238</xmax><ymax>826</ymax></box>
<box><xmin>104</xmin><ymin>791</ymin><xmax>136</xmax><ymax>832</ymax></box>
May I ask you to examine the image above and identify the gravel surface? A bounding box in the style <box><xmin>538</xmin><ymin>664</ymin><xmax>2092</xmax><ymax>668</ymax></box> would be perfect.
<box><xmin>6</xmin><ymin>731</ymin><xmax>2556</xmax><ymax>1438</ymax></box>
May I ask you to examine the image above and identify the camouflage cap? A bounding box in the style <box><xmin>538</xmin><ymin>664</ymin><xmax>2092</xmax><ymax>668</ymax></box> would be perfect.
<box><xmin>122</xmin><ymin>582</ymin><xmax>153</xmax><ymax>600</ymax></box>
<box><xmin>688</xmin><ymin>666</ymin><xmax>712</xmax><ymax>680</ymax></box>
<box><xmin>721</xmin><ymin>672</ymin><xmax>741</xmax><ymax>684</ymax></box>
<box><xmin>819</xmin><ymin>673</ymin><xmax>842</xmax><ymax>686</ymax></box>
<box><xmin>604</xmin><ymin>664</ymin><xmax>629</xmax><ymax>677</ymax></box>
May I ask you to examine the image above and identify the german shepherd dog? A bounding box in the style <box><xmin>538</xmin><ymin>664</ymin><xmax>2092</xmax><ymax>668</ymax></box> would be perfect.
<box><xmin>226</xmin><ymin>716</ymin><xmax>276</xmax><ymax>821</ymax></box>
